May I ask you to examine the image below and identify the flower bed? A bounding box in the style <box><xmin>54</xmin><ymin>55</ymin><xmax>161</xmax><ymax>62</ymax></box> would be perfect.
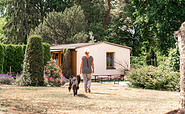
<box><xmin>0</xmin><ymin>74</ymin><xmax>15</xmax><ymax>84</ymax></box>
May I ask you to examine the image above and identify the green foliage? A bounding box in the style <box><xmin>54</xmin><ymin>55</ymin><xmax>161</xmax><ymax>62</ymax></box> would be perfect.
<box><xmin>62</xmin><ymin>49</ymin><xmax>72</xmax><ymax>79</ymax></box>
<box><xmin>146</xmin><ymin>48</ymin><xmax>157</xmax><ymax>66</ymax></box>
<box><xmin>14</xmin><ymin>45</ymin><xmax>24</xmax><ymax>73</ymax></box>
<box><xmin>45</xmin><ymin>59</ymin><xmax>65</xmax><ymax>86</ymax></box>
<box><xmin>130</xmin><ymin>56</ymin><xmax>147</xmax><ymax>68</ymax></box>
<box><xmin>128</xmin><ymin>66</ymin><xmax>180</xmax><ymax>91</ymax></box>
<box><xmin>4</xmin><ymin>1</ymin><xmax>44</xmax><ymax>44</ymax></box>
<box><xmin>19</xmin><ymin>35</ymin><xmax>44</xmax><ymax>86</ymax></box>
<box><xmin>30</xmin><ymin>5</ymin><xmax>87</xmax><ymax>44</ymax></box>
<box><xmin>4</xmin><ymin>44</ymin><xmax>15</xmax><ymax>73</ymax></box>
<box><xmin>0</xmin><ymin>18</ymin><xmax>7</xmax><ymax>43</ymax></box>
<box><xmin>43</xmin><ymin>43</ymin><xmax>51</xmax><ymax>66</ymax></box>
<box><xmin>0</xmin><ymin>43</ymin><xmax>4</xmax><ymax>73</ymax></box>
<box><xmin>124</xmin><ymin>0</ymin><xmax>185</xmax><ymax>55</ymax></box>
<box><xmin>3</xmin><ymin>45</ymin><xmax>24</xmax><ymax>74</ymax></box>
<box><xmin>75</xmin><ymin>0</ymin><xmax>107</xmax><ymax>41</ymax></box>
<box><xmin>166</xmin><ymin>45</ymin><xmax>180</xmax><ymax>72</ymax></box>
<box><xmin>72</xmin><ymin>32</ymin><xmax>88</xmax><ymax>43</ymax></box>
<box><xmin>1</xmin><ymin>43</ymin><xmax>49</xmax><ymax>74</ymax></box>
<box><xmin>23</xmin><ymin>45</ymin><xmax>26</xmax><ymax>54</ymax></box>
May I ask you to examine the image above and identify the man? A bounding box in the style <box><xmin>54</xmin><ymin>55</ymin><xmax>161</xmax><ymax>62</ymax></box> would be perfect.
<box><xmin>80</xmin><ymin>48</ymin><xmax>94</xmax><ymax>93</ymax></box>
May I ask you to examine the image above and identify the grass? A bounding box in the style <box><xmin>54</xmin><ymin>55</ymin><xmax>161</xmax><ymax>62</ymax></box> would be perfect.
<box><xmin>0</xmin><ymin>82</ymin><xmax>179</xmax><ymax>114</ymax></box>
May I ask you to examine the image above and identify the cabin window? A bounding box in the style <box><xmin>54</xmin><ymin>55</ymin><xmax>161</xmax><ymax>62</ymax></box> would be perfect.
<box><xmin>106</xmin><ymin>52</ymin><xmax>115</xmax><ymax>69</ymax></box>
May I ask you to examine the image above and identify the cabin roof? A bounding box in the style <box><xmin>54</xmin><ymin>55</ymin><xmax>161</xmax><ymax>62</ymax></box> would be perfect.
<box><xmin>50</xmin><ymin>41</ymin><xmax>132</xmax><ymax>51</ymax></box>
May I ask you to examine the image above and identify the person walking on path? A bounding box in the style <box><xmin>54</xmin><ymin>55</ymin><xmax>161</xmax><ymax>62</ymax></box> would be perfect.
<box><xmin>80</xmin><ymin>48</ymin><xmax>94</xmax><ymax>93</ymax></box>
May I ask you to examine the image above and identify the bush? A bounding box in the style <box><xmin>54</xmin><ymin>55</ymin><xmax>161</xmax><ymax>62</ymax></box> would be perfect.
<box><xmin>128</xmin><ymin>66</ymin><xmax>180</xmax><ymax>91</ymax></box>
<box><xmin>0</xmin><ymin>44</ymin><xmax>4</xmax><ymax>73</ymax></box>
<box><xmin>61</xmin><ymin>49</ymin><xmax>72</xmax><ymax>79</ymax></box>
<box><xmin>45</xmin><ymin>59</ymin><xmax>65</xmax><ymax>86</ymax></box>
<box><xmin>0</xmin><ymin>74</ymin><xmax>14</xmax><ymax>84</ymax></box>
<box><xmin>43</xmin><ymin>43</ymin><xmax>51</xmax><ymax>66</ymax></box>
<box><xmin>18</xmin><ymin>35</ymin><xmax>44</xmax><ymax>86</ymax></box>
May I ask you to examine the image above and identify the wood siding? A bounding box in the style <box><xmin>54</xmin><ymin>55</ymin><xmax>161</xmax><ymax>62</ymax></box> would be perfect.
<box><xmin>71</xmin><ymin>51</ymin><xmax>77</xmax><ymax>76</ymax></box>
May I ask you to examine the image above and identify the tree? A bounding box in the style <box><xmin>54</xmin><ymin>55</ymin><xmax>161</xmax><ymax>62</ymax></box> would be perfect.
<box><xmin>104</xmin><ymin>0</ymin><xmax>142</xmax><ymax>56</ymax></box>
<box><xmin>74</xmin><ymin>0</ymin><xmax>107</xmax><ymax>41</ymax></box>
<box><xmin>3</xmin><ymin>0</ymin><xmax>44</xmax><ymax>44</ymax></box>
<box><xmin>18</xmin><ymin>35</ymin><xmax>44</xmax><ymax>86</ymax></box>
<box><xmin>30</xmin><ymin>5</ymin><xmax>87</xmax><ymax>44</ymax></box>
<box><xmin>174</xmin><ymin>22</ymin><xmax>185</xmax><ymax>109</ymax></box>
<box><xmin>124</xmin><ymin>0</ymin><xmax>185</xmax><ymax>55</ymax></box>
<box><xmin>103</xmin><ymin>0</ymin><xmax>110</xmax><ymax>28</ymax></box>
<box><xmin>3</xmin><ymin>0</ymin><xmax>73</xmax><ymax>44</ymax></box>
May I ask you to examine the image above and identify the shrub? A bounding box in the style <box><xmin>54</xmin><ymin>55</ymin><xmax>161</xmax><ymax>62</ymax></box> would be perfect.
<box><xmin>128</xmin><ymin>66</ymin><xmax>180</xmax><ymax>91</ymax></box>
<box><xmin>18</xmin><ymin>35</ymin><xmax>44</xmax><ymax>86</ymax></box>
<box><xmin>0</xmin><ymin>44</ymin><xmax>4</xmax><ymax>73</ymax></box>
<box><xmin>43</xmin><ymin>43</ymin><xmax>51</xmax><ymax>66</ymax></box>
<box><xmin>45</xmin><ymin>59</ymin><xmax>65</xmax><ymax>86</ymax></box>
<box><xmin>0</xmin><ymin>74</ymin><xmax>14</xmax><ymax>84</ymax></box>
<box><xmin>61</xmin><ymin>49</ymin><xmax>72</xmax><ymax>79</ymax></box>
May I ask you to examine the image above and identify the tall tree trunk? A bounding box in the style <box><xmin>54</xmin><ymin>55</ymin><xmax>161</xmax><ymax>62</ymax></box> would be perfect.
<box><xmin>175</xmin><ymin>22</ymin><xmax>185</xmax><ymax>109</ymax></box>
<box><xmin>103</xmin><ymin>0</ymin><xmax>110</xmax><ymax>28</ymax></box>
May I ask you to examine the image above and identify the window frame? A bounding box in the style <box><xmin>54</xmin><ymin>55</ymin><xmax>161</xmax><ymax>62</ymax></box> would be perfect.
<box><xmin>106</xmin><ymin>52</ymin><xmax>115</xmax><ymax>69</ymax></box>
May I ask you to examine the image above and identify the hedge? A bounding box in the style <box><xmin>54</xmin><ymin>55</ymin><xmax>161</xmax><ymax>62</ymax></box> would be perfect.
<box><xmin>14</xmin><ymin>45</ymin><xmax>24</xmax><ymax>73</ymax></box>
<box><xmin>0</xmin><ymin>43</ymin><xmax>4</xmax><ymax>73</ymax></box>
<box><xmin>4</xmin><ymin>44</ymin><xmax>15</xmax><ymax>73</ymax></box>
<box><xmin>1</xmin><ymin>43</ymin><xmax>50</xmax><ymax>74</ymax></box>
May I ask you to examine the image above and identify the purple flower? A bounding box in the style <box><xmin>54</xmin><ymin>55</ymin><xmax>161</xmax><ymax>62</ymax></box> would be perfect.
<box><xmin>0</xmin><ymin>74</ymin><xmax>15</xmax><ymax>84</ymax></box>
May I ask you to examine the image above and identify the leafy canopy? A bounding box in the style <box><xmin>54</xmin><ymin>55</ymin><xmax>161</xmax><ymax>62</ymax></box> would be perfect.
<box><xmin>30</xmin><ymin>5</ymin><xmax>87</xmax><ymax>44</ymax></box>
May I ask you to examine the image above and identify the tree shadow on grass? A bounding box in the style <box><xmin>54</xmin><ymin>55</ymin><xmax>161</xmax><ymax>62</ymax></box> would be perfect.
<box><xmin>77</xmin><ymin>94</ymin><xmax>90</xmax><ymax>99</ymax></box>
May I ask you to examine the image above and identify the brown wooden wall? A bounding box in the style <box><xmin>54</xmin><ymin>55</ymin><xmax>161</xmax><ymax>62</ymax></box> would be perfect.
<box><xmin>71</xmin><ymin>51</ymin><xmax>77</xmax><ymax>76</ymax></box>
<box><xmin>51</xmin><ymin>50</ymin><xmax>77</xmax><ymax>76</ymax></box>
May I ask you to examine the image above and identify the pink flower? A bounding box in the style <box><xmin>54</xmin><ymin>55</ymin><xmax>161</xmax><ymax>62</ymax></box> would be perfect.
<box><xmin>44</xmin><ymin>66</ymin><xmax>47</xmax><ymax>68</ymax></box>
<box><xmin>49</xmin><ymin>77</ymin><xmax>53</xmax><ymax>81</ymax></box>
<box><xmin>49</xmin><ymin>62</ymin><xmax>51</xmax><ymax>64</ymax></box>
<box><xmin>52</xmin><ymin>69</ymin><xmax>54</xmax><ymax>71</ymax></box>
<box><xmin>55</xmin><ymin>78</ymin><xmax>59</xmax><ymax>82</ymax></box>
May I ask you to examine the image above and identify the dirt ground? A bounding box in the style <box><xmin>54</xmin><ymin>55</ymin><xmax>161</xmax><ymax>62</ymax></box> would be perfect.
<box><xmin>0</xmin><ymin>82</ymin><xmax>179</xmax><ymax>114</ymax></box>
